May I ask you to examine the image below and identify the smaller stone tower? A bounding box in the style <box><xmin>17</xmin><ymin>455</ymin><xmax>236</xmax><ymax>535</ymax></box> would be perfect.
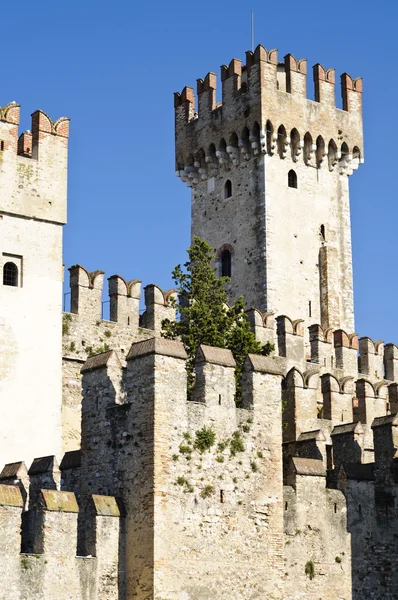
<box><xmin>0</xmin><ymin>103</ymin><xmax>69</xmax><ymax>465</ymax></box>
<box><xmin>175</xmin><ymin>45</ymin><xmax>363</xmax><ymax>332</ymax></box>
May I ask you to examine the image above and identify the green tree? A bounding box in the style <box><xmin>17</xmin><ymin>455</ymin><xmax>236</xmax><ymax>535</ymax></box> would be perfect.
<box><xmin>161</xmin><ymin>237</ymin><xmax>274</xmax><ymax>402</ymax></box>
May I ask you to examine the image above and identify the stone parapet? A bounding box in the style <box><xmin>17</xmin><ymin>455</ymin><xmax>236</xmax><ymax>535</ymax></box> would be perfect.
<box><xmin>0</xmin><ymin>483</ymin><xmax>120</xmax><ymax>600</ymax></box>
<box><xmin>175</xmin><ymin>45</ymin><xmax>363</xmax><ymax>185</ymax></box>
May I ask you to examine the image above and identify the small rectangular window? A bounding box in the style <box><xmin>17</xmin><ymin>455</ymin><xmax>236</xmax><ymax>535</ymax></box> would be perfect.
<box><xmin>0</xmin><ymin>141</ymin><xmax>4</xmax><ymax>151</ymax></box>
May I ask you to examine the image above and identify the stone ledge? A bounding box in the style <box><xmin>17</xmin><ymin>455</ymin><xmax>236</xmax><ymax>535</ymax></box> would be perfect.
<box><xmin>0</xmin><ymin>461</ymin><xmax>27</xmax><ymax>480</ymax></box>
<box><xmin>81</xmin><ymin>350</ymin><xmax>117</xmax><ymax>374</ymax></box>
<box><xmin>244</xmin><ymin>354</ymin><xmax>284</xmax><ymax>375</ymax></box>
<box><xmin>292</xmin><ymin>457</ymin><xmax>326</xmax><ymax>477</ymax></box>
<box><xmin>126</xmin><ymin>337</ymin><xmax>187</xmax><ymax>361</ymax></box>
<box><xmin>331</xmin><ymin>422</ymin><xmax>364</xmax><ymax>436</ymax></box>
<box><xmin>91</xmin><ymin>494</ymin><xmax>122</xmax><ymax>517</ymax></box>
<box><xmin>196</xmin><ymin>344</ymin><xmax>235</xmax><ymax>367</ymax></box>
<box><xmin>40</xmin><ymin>489</ymin><xmax>79</xmax><ymax>513</ymax></box>
<box><xmin>372</xmin><ymin>413</ymin><xmax>398</xmax><ymax>429</ymax></box>
<box><xmin>0</xmin><ymin>484</ymin><xmax>24</xmax><ymax>507</ymax></box>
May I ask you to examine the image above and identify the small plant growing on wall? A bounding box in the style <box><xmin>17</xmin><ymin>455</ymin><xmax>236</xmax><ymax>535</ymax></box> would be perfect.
<box><xmin>230</xmin><ymin>431</ymin><xmax>245</xmax><ymax>456</ymax></box>
<box><xmin>194</xmin><ymin>426</ymin><xmax>216</xmax><ymax>453</ymax></box>
<box><xmin>200</xmin><ymin>485</ymin><xmax>215</xmax><ymax>499</ymax></box>
<box><xmin>62</xmin><ymin>313</ymin><xmax>72</xmax><ymax>336</ymax></box>
<box><xmin>179</xmin><ymin>443</ymin><xmax>192</xmax><ymax>455</ymax></box>
<box><xmin>305</xmin><ymin>560</ymin><xmax>315</xmax><ymax>580</ymax></box>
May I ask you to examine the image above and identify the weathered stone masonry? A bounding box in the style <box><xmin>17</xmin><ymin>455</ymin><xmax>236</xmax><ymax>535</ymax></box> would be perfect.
<box><xmin>175</xmin><ymin>46</ymin><xmax>363</xmax><ymax>332</ymax></box>
<box><xmin>3</xmin><ymin>38</ymin><xmax>398</xmax><ymax>600</ymax></box>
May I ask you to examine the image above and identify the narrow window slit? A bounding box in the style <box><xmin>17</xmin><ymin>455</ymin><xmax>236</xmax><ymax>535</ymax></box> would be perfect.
<box><xmin>221</xmin><ymin>250</ymin><xmax>231</xmax><ymax>278</ymax></box>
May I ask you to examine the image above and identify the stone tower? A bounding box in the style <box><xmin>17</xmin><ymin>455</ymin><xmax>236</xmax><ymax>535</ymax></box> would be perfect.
<box><xmin>0</xmin><ymin>103</ymin><xmax>69</xmax><ymax>465</ymax></box>
<box><xmin>175</xmin><ymin>45</ymin><xmax>363</xmax><ymax>332</ymax></box>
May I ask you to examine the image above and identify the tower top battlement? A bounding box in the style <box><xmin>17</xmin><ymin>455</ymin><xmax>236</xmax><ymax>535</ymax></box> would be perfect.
<box><xmin>0</xmin><ymin>100</ymin><xmax>70</xmax><ymax>225</ymax></box>
<box><xmin>175</xmin><ymin>44</ymin><xmax>363</xmax><ymax>179</ymax></box>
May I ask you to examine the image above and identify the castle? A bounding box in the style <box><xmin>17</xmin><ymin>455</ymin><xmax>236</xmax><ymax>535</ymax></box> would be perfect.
<box><xmin>0</xmin><ymin>42</ymin><xmax>396</xmax><ymax>600</ymax></box>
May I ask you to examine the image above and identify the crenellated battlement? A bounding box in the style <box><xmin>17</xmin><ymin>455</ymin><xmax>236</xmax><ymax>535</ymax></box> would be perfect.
<box><xmin>76</xmin><ymin>318</ymin><xmax>398</xmax><ymax>450</ymax></box>
<box><xmin>0</xmin><ymin>100</ymin><xmax>70</xmax><ymax>225</ymax></box>
<box><xmin>12</xmin><ymin>308</ymin><xmax>398</xmax><ymax>599</ymax></box>
<box><xmin>62</xmin><ymin>264</ymin><xmax>176</xmax><ymax>454</ymax></box>
<box><xmin>0</xmin><ymin>482</ymin><xmax>121</xmax><ymax>600</ymax></box>
<box><xmin>175</xmin><ymin>44</ymin><xmax>363</xmax><ymax>185</ymax></box>
<box><xmin>74</xmin><ymin>328</ymin><xmax>398</xmax><ymax>598</ymax></box>
<box><xmin>63</xmin><ymin>290</ymin><xmax>398</xmax><ymax>457</ymax></box>
<box><xmin>66</xmin><ymin>264</ymin><xmax>174</xmax><ymax>333</ymax></box>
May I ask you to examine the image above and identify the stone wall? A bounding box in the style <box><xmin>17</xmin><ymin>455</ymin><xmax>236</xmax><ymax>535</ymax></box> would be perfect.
<box><xmin>0</xmin><ymin>483</ymin><xmax>121</xmax><ymax>600</ymax></box>
<box><xmin>61</xmin><ymin>268</ymin><xmax>175</xmax><ymax>453</ymax></box>
<box><xmin>3</xmin><ymin>318</ymin><xmax>398</xmax><ymax>598</ymax></box>
<box><xmin>175</xmin><ymin>45</ymin><xmax>363</xmax><ymax>333</ymax></box>
<box><xmin>0</xmin><ymin>103</ymin><xmax>69</xmax><ymax>466</ymax></box>
<box><xmin>75</xmin><ymin>324</ymin><xmax>398</xmax><ymax>600</ymax></box>
<box><xmin>79</xmin><ymin>340</ymin><xmax>286</xmax><ymax>599</ymax></box>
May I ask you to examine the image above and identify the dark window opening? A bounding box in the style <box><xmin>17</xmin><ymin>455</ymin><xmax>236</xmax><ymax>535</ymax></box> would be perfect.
<box><xmin>326</xmin><ymin>446</ymin><xmax>333</xmax><ymax>471</ymax></box>
<box><xmin>224</xmin><ymin>179</ymin><xmax>232</xmax><ymax>199</ymax></box>
<box><xmin>221</xmin><ymin>250</ymin><xmax>231</xmax><ymax>278</ymax></box>
<box><xmin>218</xmin><ymin>394</ymin><xmax>222</xmax><ymax>405</ymax></box>
<box><xmin>220</xmin><ymin>490</ymin><xmax>224</xmax><ymax>503</ymax></box>
<box><xmin>358</xmin><ymin>504</ymin><xmax>362</xmax><ymax>517</ymax></box>
<box><xmin>127</xmin><ymin>316</ymin><xmax>130</xmax><ymax>326</ymax></box>
<box><xmin>285</xmin><ymin>501</ymin><xmax>288</xmax><ymax>511</ymax></box>
<box><xmin>320</xmin><ymin>224</ymin><xmax>326</xmax><ymax>241</ymax></box>
<box><xmin>3</xmin><ymin>262</ymin><xmax>18</xmax><ymax>287</ymax></box>
<box><xmin>0</xmin><ymin>141</ymin><xmax>4</xmax><ymax>151</ymax></box>
<box><xmin>288</xmin><ymin>169</ymin><xmax>297</xmax><ymax>188</ymax></box>
<box><xmin>334</xmin><ymin>503</ymin><xmax>337</xmax><ymax>513</ymax></box>
<box><xmin>308</xmin><ymin>301</ymin><xmax>312</xmax><ymax>317</ymax></box>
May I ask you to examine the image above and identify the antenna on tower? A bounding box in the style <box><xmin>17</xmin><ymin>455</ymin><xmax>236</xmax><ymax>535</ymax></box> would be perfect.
<box><xmin>251</xmin><ymin>9</ymin><xmax>254</xmax><ymax>52</ymax></box>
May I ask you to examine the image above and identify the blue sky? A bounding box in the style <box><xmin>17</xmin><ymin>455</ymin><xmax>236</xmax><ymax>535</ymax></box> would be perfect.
<box><xmin>1</xmin><ymin>1</ymin><xmax>396</xmax><ymax>341</ymax></box>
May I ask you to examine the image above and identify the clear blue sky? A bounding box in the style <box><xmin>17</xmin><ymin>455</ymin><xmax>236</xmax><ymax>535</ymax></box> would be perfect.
<box><xmin>1</xmin><ymin>1</ymin><xmax>396</xmax><ymax>342</ymax></box>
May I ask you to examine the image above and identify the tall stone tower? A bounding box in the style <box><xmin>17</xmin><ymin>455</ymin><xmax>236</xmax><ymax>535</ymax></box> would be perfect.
<box><xmin>0</xmin><ymin>103</ymin><xmax>69</xmax><ymax>465</ymax></box>
<box><xmin>175</xmin><ymin>45</ymin><xmax>363</xmax><ymax>332</ymax></box>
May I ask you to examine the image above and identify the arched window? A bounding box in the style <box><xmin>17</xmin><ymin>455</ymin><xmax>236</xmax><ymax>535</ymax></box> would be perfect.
<box><xmin>341</xmin><ymin>142</ymin><xmax>349</xmax><ymax>158</ymax></box>
<box><xmin>303</xmin><ymin>132</ymin><xmax>313</xmax><ymax>165</ymax></box>
<box><xmin>316</xmin><ymin>136</ymin><xmax>325</xmax><ymax>168</ymax></box>
<box><xmin>3</xmin><ymin>262</ymin><xmax>18</xmax><ymax>287</ymax></box>
<box><xmin>266</xmin><ymin>120</ymin><xmax>273</xmax><ymax>154</ymax></box>
<box><xmin>288</xmin><ymin>169</ymin><xmax>297</xmax><ymax>188</ymax></box>
<box><xmin>221</xmin><ymin>249</ymin><xmax>231</xmax><ymax>278</ymax></box>
<box><xmin>290</xmin><ymin>128</ymin><xmax>300</xmax><ymax>161</ymax></box>
<box><xmin>277</xmin><ymin>125</ymin><xmax>287</xmax><ymax>158</ymax></box>
<box><xmin>224</xmin><ymin>179</ymin><xmax>232</xmax><ymax>199</ymax></box>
